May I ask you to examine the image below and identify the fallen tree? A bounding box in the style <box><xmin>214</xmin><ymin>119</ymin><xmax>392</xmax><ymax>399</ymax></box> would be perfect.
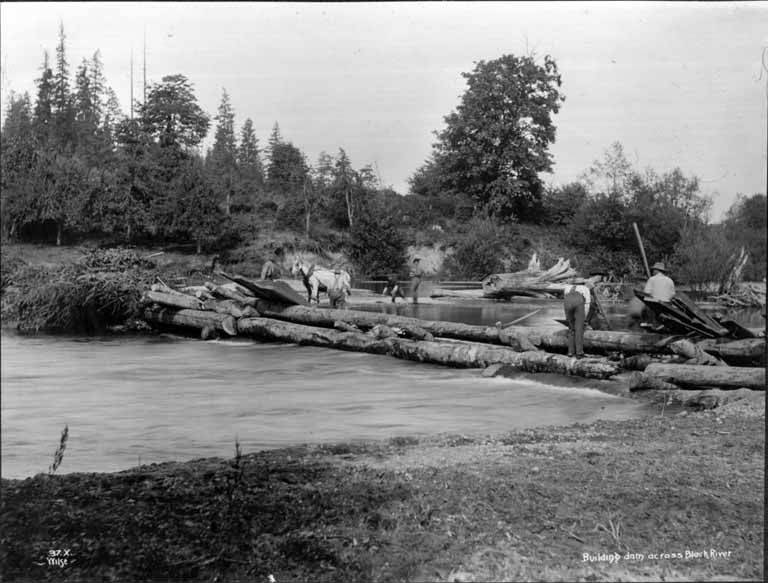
<box><xmin>235</xmin><ymin>316</ymin><xmax>621</xmax><ymax>378</ymax></box>
<box><xmin>481</xmin><ymin>255</ymin><xmax>577</xmax><ymax>299</ymax></box>
<box><xmin>143</xmin><ymin>307</ymin><xmax>237</xmax><ymax>337</ymax></box>
<box><xmin>641</xmin><ymin>363</ymin><xmax>765</xmax><ymax>390</ymax></box>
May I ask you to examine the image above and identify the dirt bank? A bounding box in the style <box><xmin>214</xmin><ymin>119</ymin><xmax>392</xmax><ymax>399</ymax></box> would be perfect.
<box><xmin>1</xmin><ymin>393</ymin><xmax>763</xmax><ymax>582</ymax></box>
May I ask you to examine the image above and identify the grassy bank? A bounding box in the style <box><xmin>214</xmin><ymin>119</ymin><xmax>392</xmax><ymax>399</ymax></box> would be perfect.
<box><xmin>1</xmin><ymin>394</ymin><xmax>763</xmax><ymax>582</ymax></box>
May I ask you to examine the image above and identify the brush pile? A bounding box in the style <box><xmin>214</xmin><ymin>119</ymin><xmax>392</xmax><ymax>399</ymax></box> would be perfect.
<box><xmin>3</xmin><ymin>248</ymin><xmax>157</xmax><ymax>333</ymax></box>
<box><xmin>709</xmin><ymin>282</ymin><xmax>766</xmax><ymax>308</ymax></box>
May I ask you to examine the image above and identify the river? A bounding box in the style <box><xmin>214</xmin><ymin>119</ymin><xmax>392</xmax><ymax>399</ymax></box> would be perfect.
<box><xmin>2</xmin><ymin>301</ymin><xmax>760</xmax><ymax>479</ymax></box>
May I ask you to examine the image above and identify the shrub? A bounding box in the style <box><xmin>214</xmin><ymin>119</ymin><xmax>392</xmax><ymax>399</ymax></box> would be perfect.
<box><xmin>443</xmin><ymin>217</ymin><xmax>508</xmax><ymax>279</ymax></box>
<box><xmin>347</xmin><ymin>210</ymin><xmax>407</xmax><ymax>278</ymax></box>
<box><xmin>672</xmin><ymin>222</ymin><xmax>741</xmax><ymax>290</ymax></box>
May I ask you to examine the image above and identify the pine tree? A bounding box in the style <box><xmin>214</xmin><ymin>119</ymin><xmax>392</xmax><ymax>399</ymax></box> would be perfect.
<box><xmin>33</xmin><ymin>51</ymin><xmax>54</xmax><ymax>144</ymax></box>
<box><xmin>1</xmin><ymin>92</ymin><xmax>36</xmax><ymax>239</ymax></box>
<box><xmin>52</xmin><ymin>22</ymin><xmax>74</xmax><ymax>150</ymax></box>
<box><xmin>209</xmin><ymin>89</ymin><xmax>237</xmax><ymax>214</ymax></box>
<box><xmin>235</xmin><ymin>118</ymin><xmax>264</xmax><ymax>211</ymax></box>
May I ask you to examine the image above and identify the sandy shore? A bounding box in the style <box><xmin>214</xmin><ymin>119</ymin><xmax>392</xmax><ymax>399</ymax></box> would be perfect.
<box><xmin>1</xmin><ymin>391</ymin><xmax>763</xmax><ymax>582</ymax></box>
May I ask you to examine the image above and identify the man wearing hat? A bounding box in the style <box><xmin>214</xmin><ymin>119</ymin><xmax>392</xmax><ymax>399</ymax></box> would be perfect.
<box><xmin>644</xmin><ymin>262</ymin><xmax>676</xmax><ymax>302</ymax></box>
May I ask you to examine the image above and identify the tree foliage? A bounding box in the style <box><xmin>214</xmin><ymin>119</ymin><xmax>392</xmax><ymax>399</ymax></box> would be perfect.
<box><xmin>414</xmin><ymin>54</ymin><xmax>565</xmax><ymax>221</ymax></box>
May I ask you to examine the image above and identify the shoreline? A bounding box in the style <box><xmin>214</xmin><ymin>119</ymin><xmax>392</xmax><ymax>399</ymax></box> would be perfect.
<box><xmin>1</xmin><ymin>396</ymin><xmax>763</xmax><ymax>582</ymax></box>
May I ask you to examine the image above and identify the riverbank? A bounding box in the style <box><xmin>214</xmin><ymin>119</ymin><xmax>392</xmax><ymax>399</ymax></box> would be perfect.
<box><xmin>1</xmin><ymin>393</ymin><xmax>763</xmax><ymax>582</ymax></box>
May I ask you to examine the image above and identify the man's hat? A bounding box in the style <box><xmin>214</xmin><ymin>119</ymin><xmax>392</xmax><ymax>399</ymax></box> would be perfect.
<box><xmin>651</xmin><ymin>262</ymin><xmax>667</xmax><ymax>272</ymax></box>
<box><xmin>589</xmin><ymin>269</ymin><xmax>608</xmax><ymax>277</ymax></box>
<box><xmin>413</xmin><ymin>257</ymin><xmax>421</xmax><ymax>263</ymax></box>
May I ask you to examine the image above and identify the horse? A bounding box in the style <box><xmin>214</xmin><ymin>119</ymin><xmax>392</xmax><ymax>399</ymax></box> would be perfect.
<box><xmin>291</xmin><ymin>256</ymin><xmax>352</xmax><ymax>305</ymax></box>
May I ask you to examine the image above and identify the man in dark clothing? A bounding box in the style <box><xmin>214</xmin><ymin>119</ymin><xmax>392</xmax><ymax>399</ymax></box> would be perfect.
<box><xmin>409</xmin><ymin>258</ymin><xmax>424</xmax><ymax>304</ymax></box>
<box><xmin>563</xmin><ymin>278</ymin><xmax>590</xmax><ymax>358</ymax></box>
<box><xmin>382</xmin><ymin>275</ymin><xmax>406</xmax><ymax>303</ymax></box>
<box><xmin>260</xmin><ymin>247</ymin><xmax>284</xmax><ymax>280</ymax></box>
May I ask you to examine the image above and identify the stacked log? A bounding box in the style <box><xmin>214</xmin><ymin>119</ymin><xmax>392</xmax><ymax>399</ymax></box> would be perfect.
<box><xmin>139</xmin><ymin>271</ymin><xmax>764</xmax><ymax>392</ymax></box>
<box><xmin>252</xmin><ymin>301</ymin><xmax>669</xmax><ymax>355</ymax></box>
<box><xmin>235</xmin><ymin>317</ymin><xmax>620</xmax><ymax>379</ymax></box>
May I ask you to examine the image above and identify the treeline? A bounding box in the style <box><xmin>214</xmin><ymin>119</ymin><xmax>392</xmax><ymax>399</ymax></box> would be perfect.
<box><xmin>0</xmin><ymin>24</ymin><xmax>408</xmax><ymax>274</ymax></box>
<box><xmin>2</xmin><ymin>35</ymin><xmax>764</xmax><ymax>283</ymax></box>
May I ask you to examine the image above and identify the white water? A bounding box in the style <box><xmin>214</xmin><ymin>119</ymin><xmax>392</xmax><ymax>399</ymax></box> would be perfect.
<box><xmin>1</xmin><ymin>331</ymin><xmax>647</xmax><ymax>479</ymax></box>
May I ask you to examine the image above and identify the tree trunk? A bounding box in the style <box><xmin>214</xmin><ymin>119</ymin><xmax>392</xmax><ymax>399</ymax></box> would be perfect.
<box><xmin>236</xmin><ymin>317</ymin><xmax>620</xmax><ymax>379</ymax></box>
<box><xmin>126</xmin><ymin>223</ymin><xmax>132</xmax><ymax>242</ymax></box>
<box><xmin>642</xmin><ymin>363</ymin><xmax>765</xmax><ymax>390</ymax></box>
<box><xmin>698</xmin><ymin>338</ymin><xmax>766</xmax><ymax>367</ymax></box>
<box><xmin>345</xmin><ymin>189</ymin><xmax>353</xmax><ymax>228</ymax></box>
<box><xmin>56</xmin><ymin>222</ymin><xmax>62</xmax><ymax>246</ymax></box>
<box><xmin>143</xmin><ymin>307</ymin><xmax>237</xmax><ymax>336</ymax></box>
<box><xmin>305</xmin><ymin>208</ymin><xmax>311</xmax><ymax>238</ymax></box>
<box><xmin>203</xmin><ymin>282</ymin><xmax>258</xmax><ymax>306</ymax></box>
<box><xmin>196</xmin><ymin>237</ymin><xmax>202</xmax><ymax>255</ymax></box>
<box><xmin>253</xmin><ymin>301</ymin><xmax>670</xmax><ymax>355</ymax></box>
<box><xmin>226</xmin><ymin>191</ymin><xmax>231</xmax><ymax>216</ymax></box>
<box><xmin>142</xmin><ymin>290</ymin><xmax>203</xmax><ymax>311</ymax></box>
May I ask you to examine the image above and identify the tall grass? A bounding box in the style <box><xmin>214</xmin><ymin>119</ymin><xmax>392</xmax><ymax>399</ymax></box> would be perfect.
<box><xmin>48</xmin><ymin>425</ymin><xmax>69</xmax><ymax>475</ymax></box>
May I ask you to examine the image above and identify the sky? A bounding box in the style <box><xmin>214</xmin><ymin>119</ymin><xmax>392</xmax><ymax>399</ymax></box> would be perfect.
<box><xmin>1</xmin><ymin>1</ymin><xmax>766</xmax><ymax>221</ymax></box>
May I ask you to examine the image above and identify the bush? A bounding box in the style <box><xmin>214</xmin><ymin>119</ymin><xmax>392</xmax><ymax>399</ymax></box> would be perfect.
<box><xmin>672</xmin><ymin>222</ymin><xmax>741</xmax><ymax>290</ymax></box>
<box><xmin>347</xmin><ymin>210</ymin><xmax>407</xmax><ymax>278</ymax></box>
<box><xmin>443</xmin><ymin>217</ymin><xmax>508</xmax><ymax>279</ymax></box>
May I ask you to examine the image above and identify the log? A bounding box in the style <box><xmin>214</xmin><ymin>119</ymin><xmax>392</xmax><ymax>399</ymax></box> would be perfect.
<box><xmin>253</xmin><ymin>301</ymin><xmax>671</xmax><ymax>355</ymax></box>
<box><xmin>630</xmin><ymin>371</ymin><xmax>682</xmax><ymax>392</ymax></box>
<box><xmin>142</xmin><ymin>290</ymin><xmax>203</xmax><ymax>311</ymax></box>
<box><xmin>204</xmin><ymin>281</ymin><xmax>258</xmax><ymax>306</ymax></box>
<box><xmin>334</xmin><ymin>320</ymin><xmax>362</xmax><ymax>333</ymax></box>
<box><xmin>642</xmin><ymin>363</ymin><xmax>765</xmax><ymax>390</ymax></box>
<box><xmin>201</xmin><ymin>299</ymin><xmax>255</xmax><ymax>319</ymax></box>
<box><xmin>236</xmin><ymin>317</ymin><xmax>621</xmax><ymax>379</ymax></box>
<box><xmin>143</xmin><ymin>307</ymin><xmax>237</xmax><ymax>336</ymax></box>
<box><xmin>698</xmin><ymin>338</ymin><xmax>766</xmax><ymax>366</ymax></box>
<box><xmin>668</xmin><ymin>339</ymin><xmax>726</xmax><ymax>366</ymax></box>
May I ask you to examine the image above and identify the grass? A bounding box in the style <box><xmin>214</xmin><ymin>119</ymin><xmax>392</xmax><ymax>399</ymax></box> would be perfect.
<box><xmin>0</xmin><ymin>401</ymin><xmax>763</xmax><ymax>582</ymax></box>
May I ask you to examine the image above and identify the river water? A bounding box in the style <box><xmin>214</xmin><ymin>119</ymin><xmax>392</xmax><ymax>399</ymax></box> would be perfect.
<box><xmin>2</xmin><ymin>302</ymin><xmax>760</xmax><ymax>479</ymax></box>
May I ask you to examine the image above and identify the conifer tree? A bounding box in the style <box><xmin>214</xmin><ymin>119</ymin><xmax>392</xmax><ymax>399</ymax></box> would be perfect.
<box><xmin>209</xmin><ymin>89</ymin><xmax>238</xmax><ymax>214</ymax></box>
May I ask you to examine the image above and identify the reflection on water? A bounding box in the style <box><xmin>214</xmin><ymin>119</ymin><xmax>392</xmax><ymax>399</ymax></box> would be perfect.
<box><xmin>1</xmin><ymin>332</ymin><xmax>648</xmax><ymax>479</ymax></box>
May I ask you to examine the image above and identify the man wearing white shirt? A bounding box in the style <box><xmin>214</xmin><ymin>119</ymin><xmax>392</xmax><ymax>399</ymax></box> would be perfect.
<box><xmin>644</xmin><ymin>262</ymin><xmax>675</xmax><ymax>302</ymax></box>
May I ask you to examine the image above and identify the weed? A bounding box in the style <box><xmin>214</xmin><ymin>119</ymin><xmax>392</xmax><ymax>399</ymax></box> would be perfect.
<box><xmin>48</xmin><ymin>425</ymin><xmax>69</xmax><ymax>475</ymax></box>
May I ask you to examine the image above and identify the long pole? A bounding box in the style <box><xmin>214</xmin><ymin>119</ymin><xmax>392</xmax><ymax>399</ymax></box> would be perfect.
<box><xmin>129</xmin><ymin>50</ymin><xmax>134</xmax><ymax>120</ymax></box>
<box><xmin>632</xmin><ymin>222</ymin><xmax>651</xmax><ymax>278</ymax></box>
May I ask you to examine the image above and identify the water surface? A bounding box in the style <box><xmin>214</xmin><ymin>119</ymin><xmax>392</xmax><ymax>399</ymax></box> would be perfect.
<box><xmin>2</xmin><ymin>332</ymin><xmax>646</xmax><ymax>479</ymax></box>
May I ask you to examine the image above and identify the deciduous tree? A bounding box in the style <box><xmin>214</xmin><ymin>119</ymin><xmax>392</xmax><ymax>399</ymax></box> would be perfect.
<box><xmin>415</xmin><ymin>54</ymin><xmax>565</xmax><ymax>220</ymax></box>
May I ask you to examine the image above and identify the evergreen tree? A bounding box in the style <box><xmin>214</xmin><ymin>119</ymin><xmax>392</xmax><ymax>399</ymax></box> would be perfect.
<box><xmin>52</xmin><ymin>22</ymin><xmax>74</xmax><ymax>150</ymax></box>
<box><xmin>1</xmin><ymin>92</ymin><xmax>36</xmax><ymax>239</ymax></box>
<box><xmin>33</xmin><ymin>51</ymin><xmax>54</xmax><ymax>144</ymax></box>
<box><xmin>235</xmin><ymin>118</ymin><xmax>264</xmax><ymax>211</ymax></box>
<box><xmin>73</xmin><ymin>58</ymin><xmax>99</xmax><ymax>160</ymax></box>
<box><xmin>209</xmin><ymin>89</ymin><xmax>238</xmax><ymax>214</ymax></box>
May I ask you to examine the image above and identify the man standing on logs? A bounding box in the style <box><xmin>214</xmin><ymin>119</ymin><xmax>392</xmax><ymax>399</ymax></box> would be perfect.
<box><xmin>409</xmin><ymin>258</ymin><xmax>424</xmax><ymax>304</ymax></box>
<box><xmin>327</xmin><ymin>266</ymin><xmax>349</xmax><ymax>310</ymax></box>
<box><xmin>563</xmin><ymin>277</ymin><xmax>592</xmax><ymax>358</ymax></box>
<box><xmin>261</xmin><ymin>247</ymin><xmax>284</xmax><ymax>281</ymax></box>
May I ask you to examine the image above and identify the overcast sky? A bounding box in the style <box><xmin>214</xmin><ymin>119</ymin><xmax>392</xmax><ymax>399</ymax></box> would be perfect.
<box><xmin>2</xmin><ymin>1</ymin><xmax>766</xmax><ymax>220</ymax></box>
